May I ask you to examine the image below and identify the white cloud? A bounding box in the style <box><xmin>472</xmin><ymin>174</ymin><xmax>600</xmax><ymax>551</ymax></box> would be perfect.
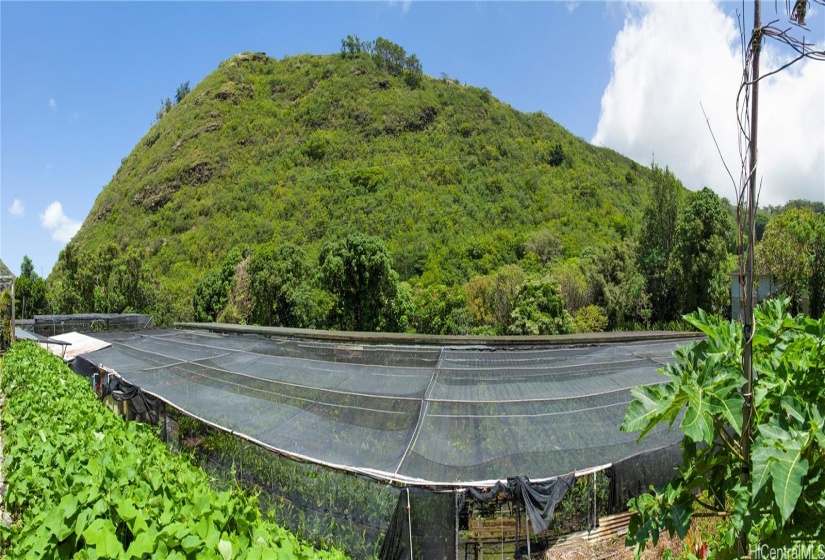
<box><xmin>388</xmin><ymin>0</ymin><xmax>411</xmax><ymax>13</ymax></box>
<box><xmin>593</xmin><ymin>2</ymin><xmax>825</xmax><ymax>206</ymax></box>
<box><xmin>49</xmin><ymin>98</ymin><xmax>57</xmax><ymax>111</ymax></box>
<box><xmin>9</xmin><ymin>198</ymin><xmax>24</xmax><ymax>216</ymax></box>
<box><xmin>40</xmin><ymin>201</ymin><xmax>81</xmax><ymax>243</ymax></box>
<box><xmin>567</xmin><ymin>2</ymin><xmax>581</xmax><ymax>13</ymax></box>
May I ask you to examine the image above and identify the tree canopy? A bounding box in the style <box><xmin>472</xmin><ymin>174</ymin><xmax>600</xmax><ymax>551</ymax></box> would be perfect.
<box><xmin>758</xmin><ymin>208</ymin><xmax>819</xmax><ymax>314</ymax></box>
<box><xmin>318</xmin><ymin>234</ymin><xmax>399</xmax><ymax>332</ymax></box>
<box><xmin>668</xmin><ymin>187</ymin><xmax>732</xmax><ymax>316</ymax></box>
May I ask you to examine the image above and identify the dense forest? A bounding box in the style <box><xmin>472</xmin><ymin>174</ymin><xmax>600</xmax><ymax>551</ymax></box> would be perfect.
<box><xmin>18</xmin><ymin>38</ymin><xmax>825</xmax><ymax>334</ymax></box>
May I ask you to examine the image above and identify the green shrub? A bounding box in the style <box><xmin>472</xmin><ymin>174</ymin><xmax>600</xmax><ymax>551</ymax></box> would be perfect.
<box><xmin>573</xmin><ymin>304</ymin><xmax>608</xmax><ymax>333</ymax></box>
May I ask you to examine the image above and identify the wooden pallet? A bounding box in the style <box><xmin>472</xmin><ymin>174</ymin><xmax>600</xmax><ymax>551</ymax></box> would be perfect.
<box><xmin>545</xmin><ymin>512</ymin><xmax>633</xmax><ymax>550</ymax></box>
<box><xmin>465</xmin><ymin>512</ymin><xmax>632</xmax><ymax>548</ymax></box>
<box><xmin>468</xmin><ymin>515</ymin><xmax>524</xmax><ymax>541</ymax></box>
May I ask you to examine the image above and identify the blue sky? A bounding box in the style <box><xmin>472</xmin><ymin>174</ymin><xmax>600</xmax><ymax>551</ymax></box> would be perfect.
<box><xmin>2</xmin><ymin>1</ymin><xmax>823</xmax><ymax>277</ymax></box>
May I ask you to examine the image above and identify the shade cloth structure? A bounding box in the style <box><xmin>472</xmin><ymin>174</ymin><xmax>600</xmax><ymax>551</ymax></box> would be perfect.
<box><xmin>77</xmin><ymin>327</ymin><xmax>695</xmax><ymax>487</ymax></box>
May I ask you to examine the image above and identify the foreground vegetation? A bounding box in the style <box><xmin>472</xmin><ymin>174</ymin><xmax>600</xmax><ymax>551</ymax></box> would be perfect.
<box><xmin>622</xmin><ymin>299</ymin><xmax>825</xmax><ymax>557</ymax></box>
<box><xmin>0</xmin><ymin>342</ymin><xmax>347</xmax><ymax>559</ymax></box>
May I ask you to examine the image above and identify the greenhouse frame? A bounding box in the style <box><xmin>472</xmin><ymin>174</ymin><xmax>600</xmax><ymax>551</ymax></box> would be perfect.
<box><xmin>75</xmin><ymin>325</ymin><xmax>698</xmax><ymax>559</ymax></box>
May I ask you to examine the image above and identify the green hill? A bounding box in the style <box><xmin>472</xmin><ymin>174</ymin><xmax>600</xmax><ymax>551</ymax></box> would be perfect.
<box><xmin>61</xmin><ymin>45</ymin><xmax>658</xmax><ymax>319</ymax></box>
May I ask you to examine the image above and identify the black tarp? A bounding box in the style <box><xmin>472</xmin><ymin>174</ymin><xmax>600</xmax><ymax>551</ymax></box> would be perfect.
<box><xmin>465</xmin><ymin>474</ymin><xmax>575</xmax><ymax>535</ymax></box>
<box><xmin>511</xmin><ymin>474</ymin><xmax>574</xmax><ymax>534</ymax></box>
<box><xmin>608</xmin><ymin>442</ymin><xmax>682</xmax><ymax>513</ymax></box>
<box><xmin>104</xmin><ymin>375</ymin><xmax>160</xmax><ymax>423</ymax></box>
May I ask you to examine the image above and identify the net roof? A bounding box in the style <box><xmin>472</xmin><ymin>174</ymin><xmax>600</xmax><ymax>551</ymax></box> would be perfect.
<box><xmin>80</xmin><ymin>328</ymin><xmax>695</xmax><ymax>486</ymax></box>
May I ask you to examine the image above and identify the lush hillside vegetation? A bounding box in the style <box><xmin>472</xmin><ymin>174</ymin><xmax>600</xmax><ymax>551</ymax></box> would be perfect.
<box><xmin>54</xmin><ymin>42</ymin><xmax>654</xmax><ymax>319</ymax></box>
<box><xmin>38</xmin><ymin>39</ymin><xmax>823</xmax><ymax>331</ymax></box>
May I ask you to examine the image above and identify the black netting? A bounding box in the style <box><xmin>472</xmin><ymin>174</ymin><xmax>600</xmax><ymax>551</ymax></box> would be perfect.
<box><xmin>379</xmin><ymin>488</ymin><xmax>456</xmax><ymax>560</ymax></box>
<box><xmin>79</xmin><ymin>330</ymin><xmax>694</xmax><ymax>485</ymax></box>
<box><xmin>608</xmin><ymin>442</ymin><xmax>684</xmax><ymax>513</ymax></box>
<box><xmin>159</xmin><ymin>407</ymin><xmax>399</xmax><ymax>559</ymax></box>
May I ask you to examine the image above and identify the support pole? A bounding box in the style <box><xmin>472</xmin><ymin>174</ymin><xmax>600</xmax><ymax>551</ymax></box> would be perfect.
<box><xmin>455</xmin><ymin>490</ymin><xmax>460</xmax><ymax>560</ymax></box>
<box><xmin>593</xmin><ymin>472</ymin><xmax>598</xmax><ymax>529</ymax></box>
<box><xmin>407</xmin><ymin>488</ymin><xmax>413</xmax><ymax>560</ymax></box>
<box><xmin>525</xmin><ymin>508</ymin><xmax>530</xmax><ymax>559</ymax></box>
<box><xmin>740</xmin><ymin>0</ymin><xmax>761</xmax><ymax>557</ymax></box>
<box><xmin>499</xmin><ymin>500</ymin><xmax>503</xmax><ymax>560</ymax></box>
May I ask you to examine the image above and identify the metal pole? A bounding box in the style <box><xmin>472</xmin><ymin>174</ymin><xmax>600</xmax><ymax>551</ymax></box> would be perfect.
<box><xmin>455</xmin><ymin>490</ymin><xmax>460</xmax><ymax>560</ymax></box>
<box><xmin>525</xmin><ymin>504</ymin><xmax>530</xmax><ymax>559</ymax></box>
<box><xmin>740</xmin><ymin>0</ymin><xmax>761</xmax><ymax>557</ymax></box>
<box><xmin>407</xmin><ymin>488</ymin><xmax>414</xmax><ymax>560</ymax></box>
<box><xmin>499</xmin><ymin>500</ymin><xmax>503</xmax><ymax>560</ymax></box>
<box><xmin>593</xmin><ymin>472</ymin><xmax>598</xmax><ymax>529</ymax></box>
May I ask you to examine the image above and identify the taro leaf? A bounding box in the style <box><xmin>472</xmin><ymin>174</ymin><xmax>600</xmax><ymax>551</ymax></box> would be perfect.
<box><xmin>769</xmin><ymin>438</ymin><xmax>809</xmax><ymax>522</ymax></box>
<box><xmin>204</xmin><ymin>523</ymin><xmax>221</xmax><ymax>549</ymax></box>
<box><xmin>74</xmin><ymin>508</ymin><xmax>94</xmax><ymax>540</ymax></box>
<box><xmin>116</xmin><ymin>500</ymin><xmax>138</xmax><ymax>522</ymax></box>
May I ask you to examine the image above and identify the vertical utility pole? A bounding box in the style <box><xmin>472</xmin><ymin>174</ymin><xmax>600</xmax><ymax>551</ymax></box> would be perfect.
<box><xmin>740</xmin><ymin>0</ymin><xmax>761</xmax><ymax>556</ymax></box>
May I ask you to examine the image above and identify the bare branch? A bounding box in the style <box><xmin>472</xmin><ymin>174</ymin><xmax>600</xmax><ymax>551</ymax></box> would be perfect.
<box><xmin>701</xmin><ymin>102</ymin><xmax>739</xmax><ymax>197</ymax></box>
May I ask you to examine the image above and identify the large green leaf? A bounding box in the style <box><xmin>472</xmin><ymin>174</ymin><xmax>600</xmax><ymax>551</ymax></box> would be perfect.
<box><xmin>769</xmin><ymin>438</ymin><xmax>809</xmax><ymax>522</ymax></box>
<box><xmin>680</xmin><ymin>385</ymin><xmax>713</xmax><ymax>444</ymax></box>
<box><xmin>751</xmin><ymin>443</ymin><xmax>773</xmax><ymax>498</ymax></box>
<box><xmin>705</xmin><ymin>379</ymin><xmax>744</xmax><ymax>436</ymax></box>
<box><xmin>621</xmin><ymin>384</ymin><xmax>664</xmax><ymax>436</ymax></box>
<box><xmin>83</xmin><ymin>518</ymin><xmax>125</xmax><ymax>557</ymax></box>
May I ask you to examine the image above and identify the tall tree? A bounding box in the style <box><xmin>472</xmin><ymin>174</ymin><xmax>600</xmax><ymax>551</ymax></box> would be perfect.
<box><xmin>248</xmin><ymin>243</ymin><xmax>312</xmax><ymax>328</ymax></box>
<box><xmin>318</xmin><ymin>234</ymin><xmax>398</xmax><ymax>331</ymax></box>
<box><xmin>757</xmin><ymin>208</ymin><xmax>817</xmax><ymax>314</ymax></box>
<box><xmin>588</xmin><ymin>241</ymin><xmax>650</xmax><ymax>329</ymax></box>
<box><xmin>193</xmin><ymin>247</ymin><xmax>247</xmax><ymax>322</ymax></box>
<box><xmin>409</xmin><ymin>284</ymin><xmax>468</xmax><ymax>335</ymax></box>
<box><xmin>636</xmin><ymin>165</ymin><xmax>682</xmax><ymax>323</ymax></box>
<box><xmin>373</xmin><ymin>37</ymin><xmax>406</xmax><ymax>76</ymax></box>
<box><xmin>15</xmin><ymin>255</ymin><xmax>47</xmax><ymax>319</ymax></box>
<box><xmin>20</xmin><ymin>255</ymin><xmax>37</xmax><ymax>280</ymax></box>
<box><xmin>809</xmin><ymin>216</ymin><xmax>825</xmax><ymax>318</ymax></box>
<box><xmin>667</xmin><ymin>187</ymin><xmax>733</xmax><ymax>316</ymax></box>
<box><xmin>507</xmin><ymin>276</ymin><xmax>574</xmax><ymax>335</ymax></box>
